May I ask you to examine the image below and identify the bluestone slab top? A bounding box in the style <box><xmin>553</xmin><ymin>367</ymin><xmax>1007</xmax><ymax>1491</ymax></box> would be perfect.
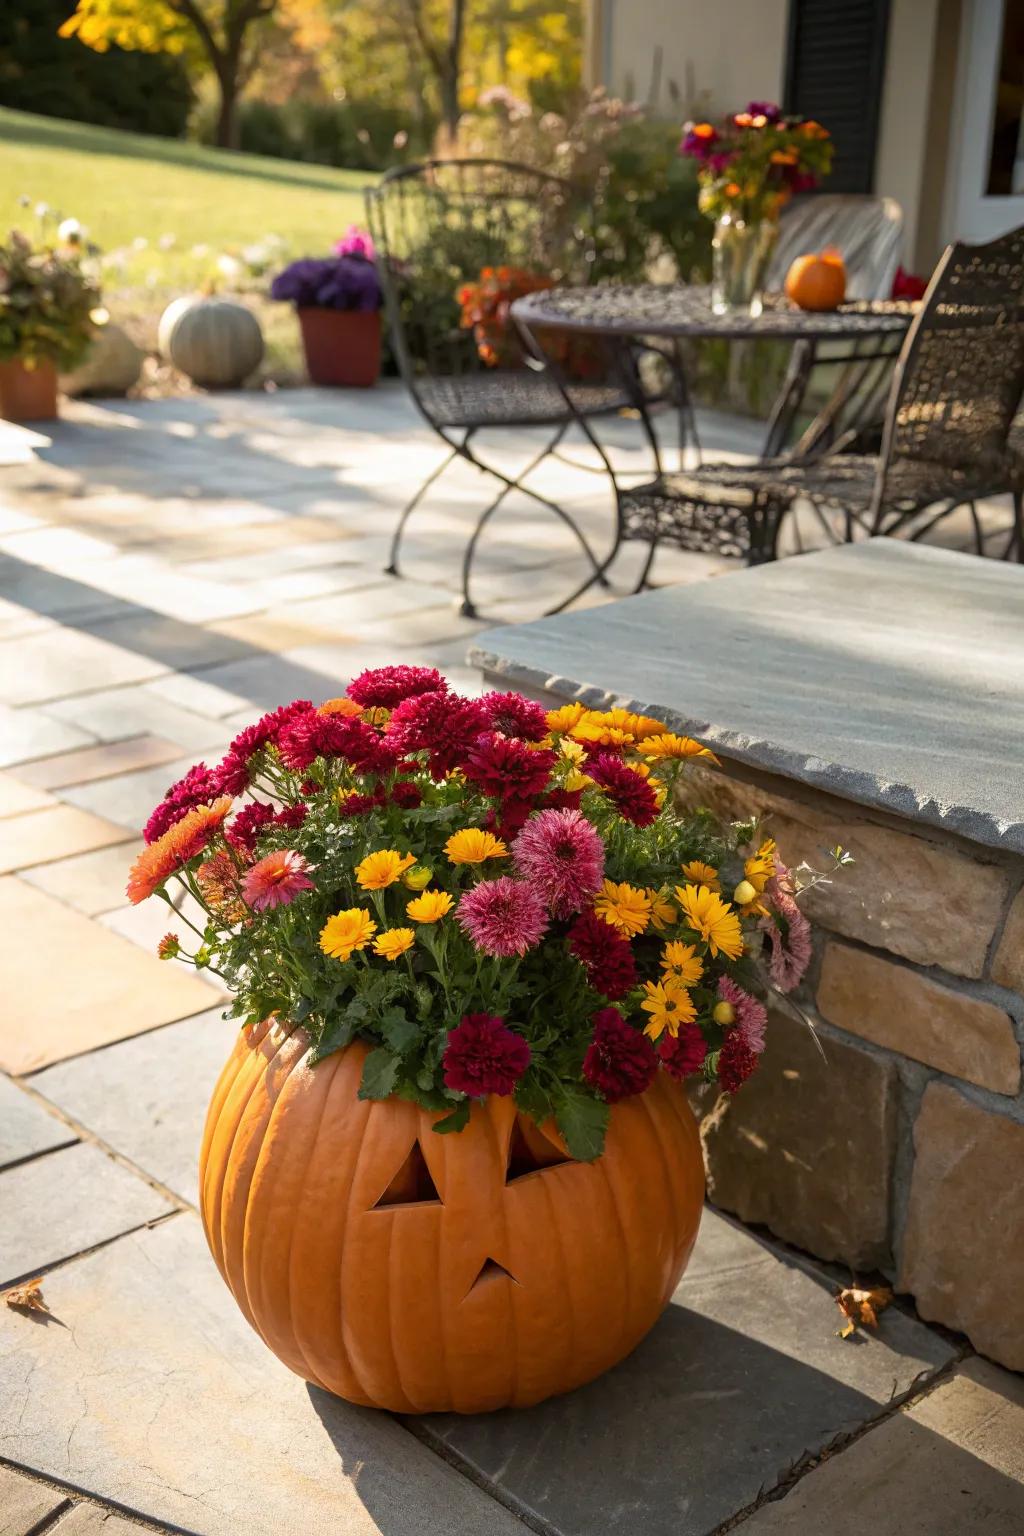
<box><xmin>470</xmin><ymin>541</ymin><xmax>1024</xmax><ymax>855</ymax></box>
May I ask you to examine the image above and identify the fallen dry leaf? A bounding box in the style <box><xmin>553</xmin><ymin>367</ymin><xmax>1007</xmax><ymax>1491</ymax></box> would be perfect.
<box><xmin>835</xmin><ymin>1284</ymin><xmax>893</xmax><ymax>1337</ymax></box>
<box><xmin>4</xmin><ymin>1278</ymin><xmax>50</xmax><ymax>1316</ymax></box>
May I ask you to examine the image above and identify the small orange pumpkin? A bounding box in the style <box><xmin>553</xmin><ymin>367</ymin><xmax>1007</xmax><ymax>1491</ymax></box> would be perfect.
<box><xmin>200</xmin><ymin>1020</ymin><xmax>705</xmax><ymax>1413</ymax></box>
<box><xmin>784</xmin><ymin>247</ymin><xmax>847</xmax><ymax>310</ymax></box>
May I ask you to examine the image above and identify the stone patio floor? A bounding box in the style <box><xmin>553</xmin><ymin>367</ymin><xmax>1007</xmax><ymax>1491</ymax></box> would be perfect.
<box><xmin>1</xmin><ymin>383</ymin><xmax>1022</xmax><ymax>1535</ymax></box>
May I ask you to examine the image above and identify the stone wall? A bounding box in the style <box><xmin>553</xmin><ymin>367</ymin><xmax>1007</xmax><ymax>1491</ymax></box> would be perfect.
<box><xmin>677</xmin><ymin>758</ymin><xmax>1024</xmax><ymax>1372</ymax></box>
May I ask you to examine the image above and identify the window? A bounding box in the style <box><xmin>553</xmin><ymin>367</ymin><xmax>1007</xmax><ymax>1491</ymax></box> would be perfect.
<box><xmin>784</xmin><ymin>0</ymin><xmax>891</xmax><ymax>193</ymax></box>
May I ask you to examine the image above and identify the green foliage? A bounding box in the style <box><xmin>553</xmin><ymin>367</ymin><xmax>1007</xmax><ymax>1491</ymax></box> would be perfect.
<box><xmin>554</xmin><ymin>1088</ymin><xmax>609</xmax><ymax>1162</ymax></box>
<box><xmin>192</xmin><ymin>96</ymin><xmax>435</xmax><ymax>172</ymax></box>
<box><xmin>0</xmin><ymin>1</ymin><xmax>193</xmax><ymax>139</ymax></box>
<box><xmin>0</xmin><ymin>225</ymin><xmax>102</xmax><ymax>369</ymax></box>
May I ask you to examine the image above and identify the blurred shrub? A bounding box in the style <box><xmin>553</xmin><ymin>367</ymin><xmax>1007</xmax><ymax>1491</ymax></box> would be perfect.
<box><xmin>192</xmin><ymin>97</ymin><xmax>435</xmax><ymax>172</ymax></box>
<box><xmin>0</xmin><ymin>1</ymin><xmax>193</xmax><ymax>139</ymax></box>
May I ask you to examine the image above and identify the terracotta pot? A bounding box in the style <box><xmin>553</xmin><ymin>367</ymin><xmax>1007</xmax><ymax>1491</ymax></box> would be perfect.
<box><xmin>0</xmin><ymin>359</ymin><xmax>58</xmax><ymax>422</ymax></box>
<box><xmin>297</xmin><ymin>307</ymin><xmax>381</xmax><ymax>388</ymax></box>
<box><xmin>200</xmin><ymin>1022</ymin><xmax>705</xmax><ymax>1413</ymax></box>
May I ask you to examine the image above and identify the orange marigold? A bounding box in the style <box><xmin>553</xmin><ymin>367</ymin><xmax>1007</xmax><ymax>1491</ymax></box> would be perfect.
<box><xmin>126</xmin><ymin>796</ymin><xmax>232</xmax><ymax>905</ymax></box>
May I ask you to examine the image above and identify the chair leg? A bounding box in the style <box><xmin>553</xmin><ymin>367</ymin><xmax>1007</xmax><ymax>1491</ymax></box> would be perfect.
<box><xmin>385</xmin><ymin>443</ymin><xmax>461</xmax><ymax>577</ymax></box>
<box><xmin>632</xmin><ymin>533</ymin><xmax>660</xmax><ymax>593</ymax></box>
<box><xmin>1007</xmin><ymin>491</ymin><xmax>1024</xmax><ymax>562</ymax></box>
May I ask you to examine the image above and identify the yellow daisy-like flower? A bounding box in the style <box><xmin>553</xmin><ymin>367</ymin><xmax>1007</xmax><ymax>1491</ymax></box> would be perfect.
<box><xmin>565</xmin><ymin>768</ymin><xmax>593</xmax><ymax>792</ymax></box>
<box><xmin>661</xmin><ymin>941</ymin><xmax>704</xmax><ymax>987</ymax></box>
<box><xmin>648</xmin><ymin>889</ymin><xmax>678</xmax><ymax>931</ymax></box>
<box><xmin>674</xmin><ymin>883</ymin><xmax>744</xmax><ymax>960</ymax></box>
<box><xmin>636</xmin><ymin>733</ymin><xmax>720</xmax><ymax>764</ymax></box>
<box><xmin>445</xmin><ymin>828</ymin><xmax>508</xmax><ymax>864</ymax></box>
<box><xmin>681</xmin><ymin>859</ymin><xmax>720</xmax><ymax>890</ymax></box>
<box><xmin>319</xmin><ymin>907</ymin><xmax>377</xmax><ymax>961</ymax></box>
<box><xmin>373</xmin><ymin>927</ymin><xmax>416</xmax><ymax>961</ymax></box>
<box><xmin>354</xmin><ymin>849</ymin><xmax>417</xmax><ymax>890</ymax></box>
<box><xmin>640</xmin><ymin>979</ymin><xmax>698</xmax><ymax>1040</ymax></box>
<box><xmin>406</xmin><ymin>888</ymin><xmax>454</xmax><ymax>923</ymax></box>
<box><xmin>744</xmin><ymin>837</ymin><xmax>778</xmax><ymax>894</ymax></box>
<box><xmin>545</xmin><ymin>702</ymin><xmax>587</xmax><ymax>734</ymax></box>
<box><xmin>318</xmin><ymin>697</ymin><xmax>363</xmax><ymax>718</ymax></box>
<box><xmin>558</xmin><ymin>737</ymin><xmax>587</xmax><ymax>764</ymax></box>
<box><xmin>594</xmin><ymin>879</ymin><xmax>652</xmax><ymax>938</ymax></box>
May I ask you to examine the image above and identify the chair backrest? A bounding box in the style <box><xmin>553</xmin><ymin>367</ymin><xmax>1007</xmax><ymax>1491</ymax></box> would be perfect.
<box><xmin>879</xmin><ymin>227</ymin><xmax>1024</xmax><ymax>488</ymax></box>
<box><xmin>767</xmin><ymin>193</ymin><xmax>904</xmax><ymax>300</ymax></box>
<box><xmin>365</xmin><ymin>159</ymin><xmax>589</xmax><ymax>388</ymax></box>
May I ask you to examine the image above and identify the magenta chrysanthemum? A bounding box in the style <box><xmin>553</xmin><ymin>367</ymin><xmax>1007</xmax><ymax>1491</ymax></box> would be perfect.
<box><xmin>347</xmin><ymin>665</ymin><xmax>446</xmax><ymax>708</ymax></box>
<box><xmin>442</xmin><ymin>1013</ymin><xmax>531</xmax><ymax>1096</ymax></box>
<box><xmin>462</xmin><ymin>732</ymin><xmax>557</xmax><ymax>804</ymax></box>
<box><xmin>512</xmin><ymin>808</ymin><xmax>605</xmax><ymax>918</ymax></box>
<box><xmin>456</xmin><ymin>876</ymin><xmax>549</xmax><ymax>957</ymax></box>
<box><xmin>761</xmin><ymin>866</ymin><xmax>812</xmax><ymax>992</ymax></box>
<box><xmin>226</xmin><ymin>800</ymin><xmax>276</xmax><ymax>853</ymax></box>
<box><xmin>479</xmin><ymin>690</ymin><xmax>549</xmax><ymax>742</ymax></box>
<box><xmin>277</xmin><ymin>712</ymin><xmax>393</xmax><ymax>774</ymax></box>
<box><xmin>718</xmin><ymin>1030</ymin><xmax>757</xmax><ymax>1093</ymax></box>
<box><xmin>584</xmin><ymin>752</ymin><xmax>659</xmax><ymax>827</ymax></box>
<box><xmin>717</xmin><ymin>976</ymin><xmax>767</xmax><ymax>1055</ymax></box>
<box><xmin>214</xmin><ymin>700</ymin><xmax>316</xmax><ymax>793</ymax></box>
<box><xmin>241</xmin><ymin>849</ymin><xmax>314</xmax><ymax>912</ymax></box>
<box><xmin>142</xmin><ymin>762</ymin><xmax>221</xmax><ymax>844</ymax></box>
<box><xmin>386</xmin><ymin>691</ymin><xmax>488</xmax><ymax>777</ymax></box>
<box><xmin>658</xmin><ymin>1024</ymin><xmax>708</xmax><ymax>1081</ymax></box>
<box><xmin>582</xmin><ymin>1007</ymin><xmax>657</xmax><ymax>1102</ymax></box>
<box><xmin>566</xmin><ymin>908</ymin><xmax>636</xmax><ymax>1000</ymax></box>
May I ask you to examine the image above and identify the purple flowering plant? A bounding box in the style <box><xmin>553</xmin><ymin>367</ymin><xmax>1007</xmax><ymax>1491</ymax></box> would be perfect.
<box><xmin>270</xmin><ymin>227</ymin><xmax>383</xmax><ymax>312</ymax></box>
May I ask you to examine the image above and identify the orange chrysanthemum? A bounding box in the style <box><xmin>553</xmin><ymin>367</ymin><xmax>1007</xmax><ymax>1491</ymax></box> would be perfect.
<box><xmin>126</xmin><ymin>796</ymin><xmax>232</xmax><ymax>905</ymax></box>
<box><xmin>318</xmin><ymin>697</ymin><xmax>363</xmax><ymax>718</ymax></box>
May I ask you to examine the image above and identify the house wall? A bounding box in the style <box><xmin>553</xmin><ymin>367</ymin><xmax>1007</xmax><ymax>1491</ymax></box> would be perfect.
<box><xmin>875</xmin><ymin>0</ymin><xmax>944</xmax><ymax>269</ymax></box>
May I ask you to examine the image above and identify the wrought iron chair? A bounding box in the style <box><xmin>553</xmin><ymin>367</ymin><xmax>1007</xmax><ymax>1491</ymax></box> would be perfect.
<box><xmin>365</xmin><ymin>160</ymin><xmax>637</xmax><ymax>617</ymax></box>
<box><xmin>601</xmin><ymin>229</ymin><xmax>1024</xmax><ymax>579</ymax></box>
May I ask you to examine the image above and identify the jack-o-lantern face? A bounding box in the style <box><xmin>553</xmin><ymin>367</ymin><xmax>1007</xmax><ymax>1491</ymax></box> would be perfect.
<box><xmin>201</xmin><ymin>1022</ymin><xmax>704</xmax><ymax>1413</ymax></box>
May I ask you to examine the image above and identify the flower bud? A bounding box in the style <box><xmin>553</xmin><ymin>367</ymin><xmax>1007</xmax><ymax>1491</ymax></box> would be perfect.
<box><xmin>157</xmin><ymin>932</ymin><xmax>180</xmax><ymax>961</ymax></box>
<box><xmin>733</xmin><ymin>879</ymin><xmax>757</xmax><ymax>906</ymax></box>
<box><xmin>403</xmin><ymin>865</ymin><xmax>433</xmax><ymax>891</ymax></box>
<box><xmin>713</xmin><ymin>1001</ymin><xmax>736</xmax><ymax>1026</ymax></box>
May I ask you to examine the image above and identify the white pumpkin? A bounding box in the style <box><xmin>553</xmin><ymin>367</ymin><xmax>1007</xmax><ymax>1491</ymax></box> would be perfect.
<box><xmin>61</xmin><ymin>323</ymin><xmax>143</xmax><ymax>398</ymax></box>
<box><xmin>158</xmin><ymin>296</ymin><xmax>264</xmax><ymax>388</ymax></box>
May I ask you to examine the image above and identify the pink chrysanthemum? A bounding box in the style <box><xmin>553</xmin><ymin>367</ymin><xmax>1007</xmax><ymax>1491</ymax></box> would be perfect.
<box><xmin>442</xmin><ymin>1013</ymin><xmax>530</xmax><ymax>1096</ymax></box>
<box><xmin>347</xmin><ymin>665</ymin><xmax>446</xmax><ymax>708</ymax></box>
<box><xmin>658</xmin><ymin>1023</ymin><xmax>708</xmax><ymax>1081</ymax></box>
<box><xmin>386</xmin><ymin>691</ymin><xmax>488</xmax><ymax>777</ymax></box>
<box><xmin>584</xmin><ymin>752</ymin><xmax>659</xmax><ymax>827</ymax></box>
<box><xmin>761</xmin><ymin>866</ymin><xmax>812</xmax><ymax>992</ymax></box>
<box><xmin>566</xmin><ymin>908</ymin><xmax>637</xmax><ymax>1000</ymax></box>
<box><xmin>142</xmin><ymin>762</ymin><xmax>221</xmax><ymax>845</ymax></box>
<box><xmin>583</xmin><ymin>1007</ymin><xmax>657</xmax><ymax>1102</ymax></box>
<box><xmin>512</xmin><ymin>808</ymin><xmax>605</xmax><ymax>918</ymax></box>
<box><xmin>456</xmin><ymin>876</ymin><xmax>549</xmax><ymax>957</ymax></box>
<box><xmin>241</xmin><ymin>849</ymin><xmax>314</xmax><ymax>912</ymax></box>
<box><xmin>479</xmin><ymin>690</ymin><xmax>549</xmax><ymax>742</ymax></box>
<box><xmin>717</xmin><ymin>976</ymin><xmax>767</xmax><ymax>1055</ymax></box>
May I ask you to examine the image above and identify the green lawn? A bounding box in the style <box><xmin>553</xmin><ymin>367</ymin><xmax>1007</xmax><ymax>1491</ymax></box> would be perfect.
<box><xmin>0</xmin><ymin>107</ymin><xmax>376</xmax><ymax>385</ymax></box>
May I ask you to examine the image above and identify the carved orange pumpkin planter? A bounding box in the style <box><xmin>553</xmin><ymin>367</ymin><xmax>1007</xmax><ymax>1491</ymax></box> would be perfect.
<box><xmin>200</xmin><ymin>1019</ymin><xmax>705</xmax><ymax>1414</ymax></box>
<box><xmin>785</xmin><ymin>248</ymin><xmax>847</xmax><ymax>310</ymax></box>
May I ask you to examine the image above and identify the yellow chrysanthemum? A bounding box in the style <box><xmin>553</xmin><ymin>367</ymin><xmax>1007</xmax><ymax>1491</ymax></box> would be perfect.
<box><xmin>406</xmin><ymin>888</ymin><xmax>454</xmax><ymax>923</ymax></box>
<box><xmin>318</xmin><ymin>697</ymin><xmax>363</xmax><ymax>717</ymax></box>
<box><xmin>571</xmin><ymin>720</ymin><xmax>634</xmax><ymax>748</ymax></box>
<box><xmin>373</xmin><ymin>927</ymin><xmax>416</xmax><ymax>961</ymax></box>
<box><xmin>744</xmin><ymin>837</ymin><xmax>778</xmax><ymax>894</ymax></box>
<box><xmin>593</xmin><ymin>879</ymin><xmax>652</xmax><ymax>938</ymax></box>
<box><xmin>636</xmin><ymin>733</ymin><xmax>720</xmax><ymax>764</ymax></box>
<box><xmin>319</xmin><ymin>907</ymin><xmax>377</xmax><ymax>961</ymax></box>
<box><xmin>445</xmin><ymin>828</ymin><xmax>508</xmax><ymax>864</ymax></box>
<box><xmin>558</xmin><ymin>737</ymin><xmax>587</xmax><ymax>764</ymax></box>
<box><xmin>354</xmin><ymin>849</ymin><xmax>417</xmax><ymax>890</ymax></box>
<box><xmin>565</xmin><ymin>768</ymin><xmax>593</xmax><ymax>792</ymax></box>
<box><xmin>648</xmin><ymin>889</ymin><xmax>678</xmax><ymax>931</ymax></box>
<box><xmin>640</xmin><ymin>979</ymin><xmax>698</xmax><ymax>1040</ymax></box>
<box><xmin>674</xmin><ymin>883</ymin><xmax>744</xmax><ymax>960</ymax></box>
<box><xmin>681</xmin><ymin>860</ymin><xmax>720</xmax><ymax>890</ymax></box>
<box><xmin>545</xmin><ymin>702</ymin><xmax>587</xmax><ymax>734</ymax></box>
<box><xmin>661</xmin><ymin>941</ymin><xmax>704</xmax><ymax>987</ymax></box>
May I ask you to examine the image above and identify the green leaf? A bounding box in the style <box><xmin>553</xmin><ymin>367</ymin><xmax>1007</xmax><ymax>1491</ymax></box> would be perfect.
<box><xmin>432</xmin><ymin>1101</ymin><xmax>470</xmax><ymax>1135</ymax></box>
<box><xmin>379</xmin><ymin>1007</ymin><xmax>420</xmax><ymax>1055</ymax></box>
<box><xmin>358</xmin><ymin>1047</ymin><xmax>400</xmax><ymax>1101</ymax></box>
<box><xmin>308</xmin><ymin>1012</ymin><xmax>356</xmax><ymax>1065</ymax></box>
<box><xmin>514</xmin><ymin>1071</ymin><xmax>551</xmax><ymax>1125</ymax></box>
<box><xmin>555</xmin><ymin>1090</ymin><xmax>609</xmax><ymax>1162</ymax></box>
<box><xmin>291</xmin><ymin>997</ymin><xmax>313</xmax><ymax>1024</ymax></box>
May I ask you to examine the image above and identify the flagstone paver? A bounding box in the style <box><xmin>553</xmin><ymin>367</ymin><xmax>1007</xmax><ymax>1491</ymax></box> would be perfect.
<box><xmin>739</xmin><ymin>1358</ymin><xmax>1024</xmax><ymax>1534</ymax></box>
<box><xmin>42</xmin><ymin>685</ymin><xmax>234</xmax><ymax>753</ymax></box>
<box><xmin>21</xmin><ymin>840</ymin><xmax>143</xmax><ymax>917</ymax></box>
<box><xmin>0</xmin><ymin>1464</ymin><xmax>71</xmax><ymax>1535</ymax></box>
<box><xmin>417</xmin><ymin>1210</ymin><xmax>956</xmax><ymax>1536</ymax></box>
<box><xmin>32</xmin><ymin>1010</ymin><xmax>238</xmax><ymax>1204</ymax></box>
<box><xmin>13</xmin><ymin>736</ymin><xmax>183</xmax><ymax>790</ymax></box>
<box><xmin>0</xmin><ymin>704</ymin><xmax>94</xmax><ymax>770</ymax></box>
<box><xmin>0</xmin><ymin>805</ymin><xmax>133</xmax><ymax>875</ymax></box>
<box><xmin>0</xmin><ymin>1214</ymin><xmax>531</xmax><ymax>1536</ymax></box>
<box><xmin>0</xmin><ymin>773</ymin><xmax>56</xmax><ymax>818</ymax></box>
<box><xmin>0</xmin><ymin>628</ymin><xmax>169</xmax><ymax>707</ymax></box>
<box><xmin>58</xmin><ymin>757</ymin><xmax>201</xmax><ymax>835</ymax></box>
<box><xmin>0</xmin><ymin>1141</ymin><xmax>175</xmax><ymax>1285</ymax></box>
<box><xmin>0</xmin><ymin>878</ymin><xmax>221</xmax><ymax>1074</ymax></box>
<box><xmin>0</xmin><ymin>1073</ymin><xmax>77</xmax><ymax>1170</ymax></box>
<box><xmin>44</xmin><ymin>1503</ymin><xmax>165</xmax><ymax>1536</ymax></box>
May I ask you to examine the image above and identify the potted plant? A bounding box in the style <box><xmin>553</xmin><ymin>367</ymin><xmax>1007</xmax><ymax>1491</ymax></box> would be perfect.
<box><xmin>0</xmin><ymin>227</ymin><xmax>104</xmax><ymax>421</ymax></box>
<box><xmin>680</xmin><ymin>102</ymin><xmax>833</xmax><ymax>315</ymax></box>
<box><xmin>270</xmin><ymin>226</ymin><xmax>383</xmax><ymax>387</ymax></box>
<box><xmin>129</xmin><ymin>668</ymin><xmax>835</xmax><ymax>1413</ymax></box>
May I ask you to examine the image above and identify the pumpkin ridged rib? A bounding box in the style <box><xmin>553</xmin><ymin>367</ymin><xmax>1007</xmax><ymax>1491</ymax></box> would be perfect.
<box><xmin>534</xmin><ymin>1167</ymin><xmax>573</xmax><ymax>1408</ymax></box>
<box><xmin>432</xmin><ymin>1127</ymin><xmax>452</xmax><ymax>1410</ymax></box>
<box><xmin>595</xmin><ymin>1146</ymin><xmax>633</xmax><ymax>1361</ymax></box>
<box><xmin>337</xmin><ymin>1089</ymin><xmax>388</xmax><ymax>1409</ymax></box>
<box><xmin>282</xmin><ymin>1051</ymin><xmax>340</xmax><ymax>1392</ymax></box>
<box><xmin>490</xmin><ymin>1105</ymin><xmax>518</xmax><ymax>1411</ymax></box>
<box><xmin>638</xmin><ymin>1087</ymin><xmax>683</xmax><ymax>1271</ymax></box>
<box><xmin>644</xmin><ymin>1082</ymin><xmax>703</xmax><ymax>1303</ymax></box>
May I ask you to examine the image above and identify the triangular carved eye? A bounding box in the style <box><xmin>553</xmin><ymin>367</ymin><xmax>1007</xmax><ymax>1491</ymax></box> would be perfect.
<box><xmin>505</xmin><ymin>1118</ymin><xmax>572</xmax><ymax>1183</ymax></box>
<box><xmin>372</xmin><ymin>1140</ymin><xmax>442</xmax><ymax>1208</ymax></box>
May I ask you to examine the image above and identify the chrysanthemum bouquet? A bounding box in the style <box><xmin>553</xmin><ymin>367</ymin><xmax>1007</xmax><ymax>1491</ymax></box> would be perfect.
<box><xmin>680</xmin><ymin>102</ymin><xmax>833</xmax><ymax>224</ymax></box>
<box><xmin>129</xmin><ymin>667</ymin><xmax>824</xmax><ymax>1160</ymax></box>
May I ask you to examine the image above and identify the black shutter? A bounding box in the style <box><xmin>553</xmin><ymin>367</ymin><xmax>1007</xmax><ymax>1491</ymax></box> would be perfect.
<box><xmin>784</xmin><ymin>0</ymin><xmax>891</xmax><ymax>193</ymax></box>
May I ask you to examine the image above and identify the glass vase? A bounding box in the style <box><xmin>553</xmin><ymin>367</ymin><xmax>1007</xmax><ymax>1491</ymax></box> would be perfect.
<box><xmin>711</xmin><ymin>214</ymin><xmax>779</xmax><ymax>316</ymax></box>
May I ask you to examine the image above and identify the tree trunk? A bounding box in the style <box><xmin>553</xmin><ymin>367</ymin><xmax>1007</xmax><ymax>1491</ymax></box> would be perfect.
<box><xmin>440</xmin><ymin>0</ymin><xmax>466</xmax><ymax>141</ymax></box>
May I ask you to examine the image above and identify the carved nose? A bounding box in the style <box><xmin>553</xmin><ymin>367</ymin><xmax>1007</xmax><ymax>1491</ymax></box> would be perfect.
<box><xmin>466</xmin><ymin>1256</ymin><xmax>518</xmax><ymax>1296</ymax></box>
